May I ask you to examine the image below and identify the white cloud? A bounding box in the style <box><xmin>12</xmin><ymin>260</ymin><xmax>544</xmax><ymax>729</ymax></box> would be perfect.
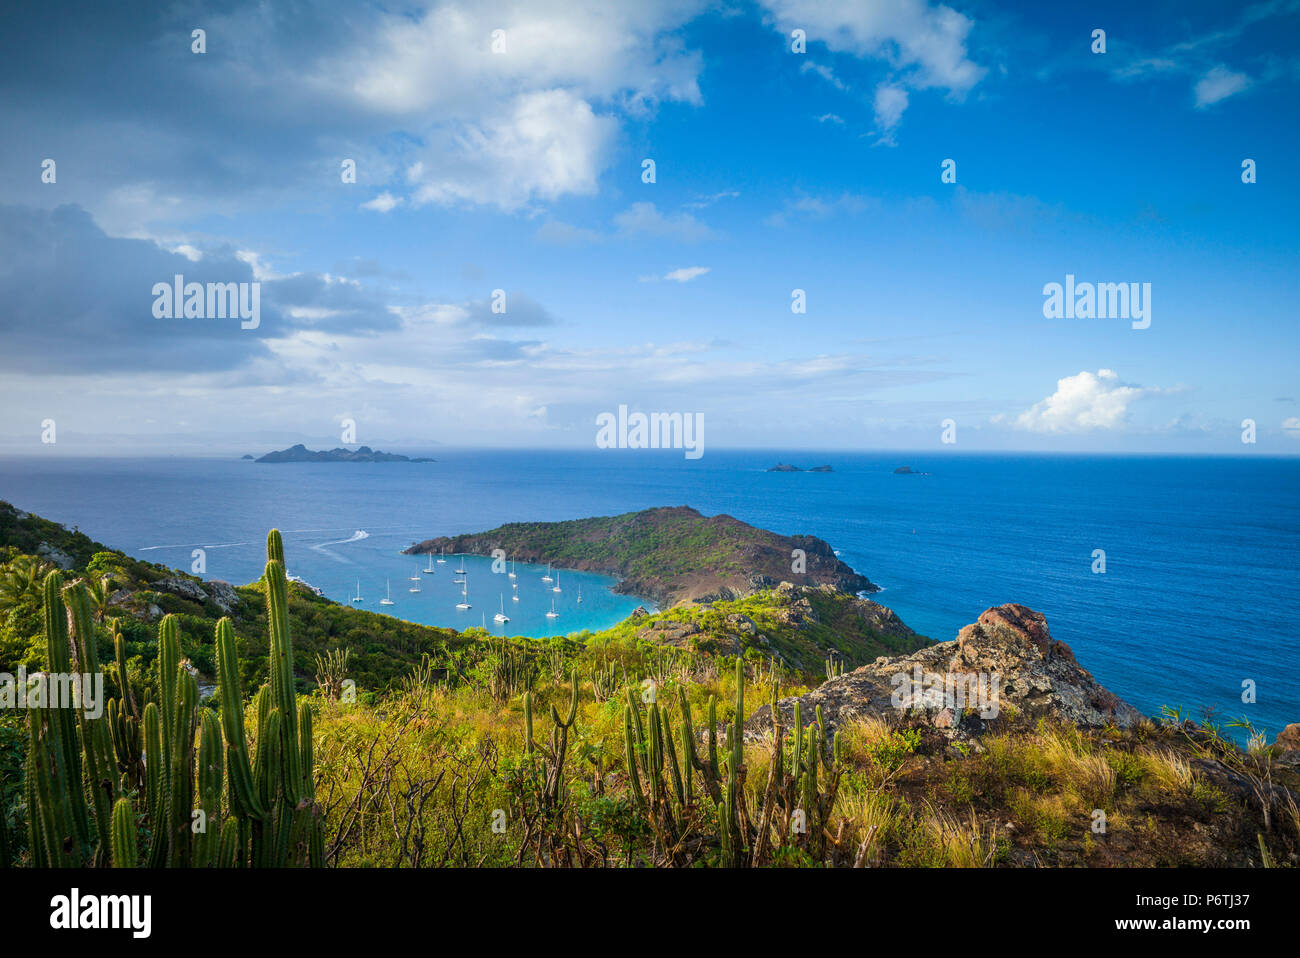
<box><xmin>1011</xmin><ymin>369</ymin><xmax>1155</xmax><ymax>433</ymax></box>
<box><xmin>1194</xmin><ymin>65</ymin><xmax>1252</xmax><ymax>107</ymax></box>
<box><xmin>759</xmin><ymin>0</ymin><xmax>986</xmax><ymax>93</ymax></box>
<box><xmin>766</xmin><ymin>191</ymin><xmax>876</xmax><ymax>226</ymax></box>
<box><xmin>663</xmin><ymin>266</ymin><xmax>710</xmax><ymax>282</ymax></box>
<box><xmin>319</xmin><ymin>1</ymin><xmax>708</xmax><ymax>211</ymax></box>
<box><xmin>411</xmin><ymin>89</ymin><xmax>618</xmax><ymax>209</ymax></box>
<box><xmin>801</xmin><ymin>60</ymin><xmax>848</xmax><ymax>91</ymax></box>
<box><xmin>235</xmin><ymin>250</ymin><xmax>285</xmax><ymax>281</ymax></box>
<box><xmin>613</xmin><ymin>202</ymin><xmax>715</xmax><ymax>242</ymax></box>
<box><xmin>360</xmin><ymin>192</ymin><xmax>403</xmax><ymax>213</ymax></box>
<box><xmin>872</xmin><ymin>83</ymin><xmax>910</xmax><ymax>144</ymax></box>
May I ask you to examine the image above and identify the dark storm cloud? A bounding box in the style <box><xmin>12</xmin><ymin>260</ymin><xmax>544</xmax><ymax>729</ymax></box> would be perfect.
<box><xmin>0</xmin><ymin>203</ymin><xmax>401</xmax><ymax>373</ymax></box>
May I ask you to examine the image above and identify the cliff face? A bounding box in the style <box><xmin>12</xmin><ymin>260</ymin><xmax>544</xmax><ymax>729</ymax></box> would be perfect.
<box><xmin>748</xmin><ymin>603</ymin><xmax>1141</xmax><ymax>739</ymax></box>
<box><xmin>404</xmin><ymin>506</ymin><xmax>877</xmax><ymax>607</ymax></box>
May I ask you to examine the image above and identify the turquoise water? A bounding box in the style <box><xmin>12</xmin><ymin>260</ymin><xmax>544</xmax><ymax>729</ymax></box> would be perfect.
<box><xmin>0</xmin><ymin>451</ymin><xmax>1296</xmax><ymax>740</ymax></box>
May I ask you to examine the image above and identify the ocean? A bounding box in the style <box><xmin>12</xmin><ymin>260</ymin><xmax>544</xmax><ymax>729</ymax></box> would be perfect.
<box><xmin>0</xmin><ymin>451</ymin><xmax>1295</xmax><ymax>740</ymax></box>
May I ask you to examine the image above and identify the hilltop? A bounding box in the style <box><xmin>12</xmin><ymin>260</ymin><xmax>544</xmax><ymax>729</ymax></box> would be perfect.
<box><xmin>404</xmin><ymin>505</ymin><xmax>876</xmax><ymax>607</ymax></box>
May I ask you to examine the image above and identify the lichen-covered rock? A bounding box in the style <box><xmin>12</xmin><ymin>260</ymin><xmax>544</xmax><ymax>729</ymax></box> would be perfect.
<box><xmin>152</xmin><ymin>576</ymin><xmax>208</xmax><ymax>603</ymax></box>
<box><xmin>36</xmin><ymin>542</ymin><xmax>74</xmax><ymax>569</ymax></box>
<box><xmin>204</xmin><ymin>579</ymin><xmax>239</xmax><ymax>614</ymax></box>
<box><xmin>748</xmin><ymin>603</ymin><xmax>1141</xmax><ymax>740</ymax></box>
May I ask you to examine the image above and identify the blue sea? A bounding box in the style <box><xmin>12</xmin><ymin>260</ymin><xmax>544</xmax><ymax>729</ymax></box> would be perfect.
<box><xmin>0</xmin><ymin>451</ymin><xmax>1295</xmax><ymax>741</ymax></box>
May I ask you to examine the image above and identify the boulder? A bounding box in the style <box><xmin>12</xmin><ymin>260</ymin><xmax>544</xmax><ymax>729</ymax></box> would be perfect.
<box><xmin>1275</xmin><ymin>723</ymin><xmax>1300</xmax><ymax>753</ymax></box>
<box><xmin>152</xmin><ymin>577</ymin><xmax>208</xmax><ymax>603</ymax></box>
<box><xmin>204</xmin><ymin>579</ymin><xmax>239</xmax><ymax>614</ymax></box>
<box><xmin>747</xmin><ymin>603</ymin><xmax>1141</xmax><ymax>741</ymax></box>
<box><xmin>36</xmin><ymin>542</ymin><xmax>74</xmax><ymax>570</ymax></box>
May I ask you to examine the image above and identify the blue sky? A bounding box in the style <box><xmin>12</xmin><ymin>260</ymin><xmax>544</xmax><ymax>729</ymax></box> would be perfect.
<box><xmin>0</xmin><ymin>0</ymin><xmax>1296</xmax><ymax>454</ymax></box>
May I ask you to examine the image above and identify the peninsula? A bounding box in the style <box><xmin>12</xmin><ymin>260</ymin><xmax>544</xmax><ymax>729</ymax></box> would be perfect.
<box><xmin>404</xmin><ymin>505</ymin><xmax>875</xmax><ymax>606</ymax></box>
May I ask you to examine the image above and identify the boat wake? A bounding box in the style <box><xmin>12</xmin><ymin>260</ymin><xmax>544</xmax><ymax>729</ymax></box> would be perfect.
<box><xmin>310</xmin><ymin>530</ymin><xmax>370</xmax><ymax>563</ymax></box>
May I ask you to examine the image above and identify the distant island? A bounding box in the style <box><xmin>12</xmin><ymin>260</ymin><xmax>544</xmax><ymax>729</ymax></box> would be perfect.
<box><xmin>767</xmin><ymin>463</ymin><xmax>833</xmax><ymax>472</ymax></box>
<box><xmin>404</xmin><ymin>505</ymin><xmax>875</xmax><ymax>606</ymax></box>
<box><xmin>893</xmin><ymin>466</ymin><xmax>929</xmax><ymax>475</ymax></box>
<box><xmin>256</xmin><ymin>444</ymin><xmax>435</xmax><ymax>463</ymax></box>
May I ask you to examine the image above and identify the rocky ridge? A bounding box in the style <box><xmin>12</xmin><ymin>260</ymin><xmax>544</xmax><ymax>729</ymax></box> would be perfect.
<box><xmin>748</xmin><ymin>603</ymin><xmax>1142</xmax><ymax>741</ymax></box>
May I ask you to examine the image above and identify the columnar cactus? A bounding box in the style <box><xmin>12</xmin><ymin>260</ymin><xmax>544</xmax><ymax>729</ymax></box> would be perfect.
<box><xmin>17</xmin><ymin>530</ymin><xmax>322</xmax><ymax>868</ymax></box>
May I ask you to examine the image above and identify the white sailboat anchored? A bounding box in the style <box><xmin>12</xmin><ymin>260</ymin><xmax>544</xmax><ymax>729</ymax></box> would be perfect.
<box><xmin>576</xmin><ymin>584</ymin><xmax>582</xmax><ymax>604</ymax></box>
<box><xmin>423</xmin><ymin>554</ymin><xmax>436</xmax><ymax>574</ymax></box>
<box><xmin>511</xmin><ymin>581</ymin><xmax>519</xmax><ymax>602</ymax></box>
<box><xmin>545</xmin><ymin>597</ymin><xmax>558</xmax><ymax>619</ymax></box>
<box><xmin>409</xmin><ymin>566</ymin><xmax>421</xmax><ymax>581</ymax></box>
<box><xmin>380</xmin><ymin>579</ymin><xmax>395</xmax><ymax>606</ymax></box>
<box><xmin>541</xmin><ymin>563</ymin><xmax>553</xmax><ymax>584</ymax></box>
<box><xmin>508</xmin><ymin>558</ymin><xmax>516</xmax><ymax>580</ymax></box>
<box><xmin>552</xmin><ymin>571</ymin><xmax>561</xmax><ymax>594</ymax></box>
<box><xmin>437</xmin><ymin>548</ymin><xmax>446</xmax><ymax>564</ymax></box>
<box><xmin>455</xmin><ymin>555</ymin><xmax>466</xmax><ymax>575</ymax></box>
<box><xmin>408</xmin><ymin>572</ymin><xmax>420</xmax><ymax>593</ymax></box>
<box><xmin>456</xmin><ymin>576</ymin><xmax>471</xmax><ymax>610</ymax></box>
<box><xmin>351</xmin><ymin>579</ymin><xmax>364</xmax><ymax>603</ymax></box>
<box><xmin>494</xmin><ymin>595</ymin><xmax>510</xmax><ymax>624</ymax></box>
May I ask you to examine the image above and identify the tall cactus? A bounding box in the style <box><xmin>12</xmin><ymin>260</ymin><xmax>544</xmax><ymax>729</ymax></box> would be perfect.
<box><xmin>110</xmin><ymin>797</ymin><xmax>137</xmax><ymax>868</ymax></box>
<box><xmin>19</xmin><ymin>534</ymin><xmax>322</xmax><ymax>868</ymax></box>
<box><xmin>264</xmin><ymin>530</ymin><xmax>302</xmax><ymax>808</ymax></box>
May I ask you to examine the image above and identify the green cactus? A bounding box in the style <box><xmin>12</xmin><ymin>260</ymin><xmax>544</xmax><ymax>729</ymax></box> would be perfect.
<box><xmin>110</xmin><ymin>797</ymin><xmax>137</xmax><ymax>868</ymax></box>
<box><xmin>19</xmin><ymin>533</ymin><xmax>322</xmax><ymax>868</ymax></box>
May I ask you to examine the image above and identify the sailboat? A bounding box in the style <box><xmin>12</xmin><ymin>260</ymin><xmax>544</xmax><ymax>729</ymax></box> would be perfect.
<box><xmin>541</xmin><ymin>563</ymin><xmax>553</xmax><ymax>584</ymax></box>
<box><xmin>436</xmin><ymin>548</ymin><xmax>446</xmax><ymax>564</ymax></box>
<box><xmin>545</xmin><ymin>597</ymin><xmax>559</xmax><ymax>619</ymax></box>
<box><xmin>494</xmin><ymin>595</ymin><xmax>510</xmax><ymax>624</ymax></box>
<box><xmin>422</xmin><ymin>554</ymin><xmax>436</xmax><ymax>574</ymax></box>
<box><xmin>408</xmin><ymin>572</ymin><xmax>420</xmax><ymax>593</ymax></box>
<box><xmin>409</xmin><ymin>566</ymin><xmax>420</xmax><ymax>581</ymax></box>
<box><xmin>552</xmin><ymin>570</ymin><xmax>561</xmax><ymax>594</ymax></box>
<box><xmin>455</xmin><ymin>555</ymin><xmax>466</xmax><ymax>575</ymax></box>
<box><xmin>508</xmin><ymin>558</ymin><xmax>516</xmax><ymax>580</ymax></box>
<box><xmin>456</xmin><ymin>576</ymin><xmax>471</xmax><ymax>610</ymax></box>
<box><xmin>511</xmin><ymin>582</ymin><xmax>519</xmax><ymax>602</ymax></box>
<box><xmin>576</xmin><ymin>584</ymin><xmax>582</xmax><ymax>604</ymax></box>
<box><xmin>380</xmin><ymin>579</ymin><xmax>394</xmax><ymax>606</ymax></box>
<box><xmin>350</xmin><ymin>579</ymin><xmax>364</xmax><ymax>603</ymax></box>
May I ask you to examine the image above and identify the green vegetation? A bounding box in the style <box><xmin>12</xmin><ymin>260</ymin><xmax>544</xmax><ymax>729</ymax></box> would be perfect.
<box><xmin>1</xmin><ymin>503</ymin><xmax>1294</xmax><ymax>869</ymax></box>
<box><xmin>20</xmin><ymin>530</ymin><xmax>322</xmax><ymax>867</ymax></box>
<box><xmin>404</xmin><ymin>505</ymin><xmax>874</xmax><ymax>605</ymax></box>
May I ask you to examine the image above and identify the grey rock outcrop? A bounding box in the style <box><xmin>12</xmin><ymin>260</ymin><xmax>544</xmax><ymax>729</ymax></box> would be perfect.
<box><xmin>748</xmin><ymin>603</ymin><xmax>1140</xmax><ymax>740</ymax></box>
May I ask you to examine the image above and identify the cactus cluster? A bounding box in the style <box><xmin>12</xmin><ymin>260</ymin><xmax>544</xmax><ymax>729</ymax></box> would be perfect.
<box><xmin>21</xmin><ymin>529</ymin><xmax>323</xmax><ymax>867</ymax></box>
<box><xmin>825</xmin><ymin>651</ymin><xmax>845</xmax><ymax>681</ymax></box>
<box><xmin>621</xmin><ymin>657</ymin><xmax>845</xmax><ymax>866</ymax></box>
<box><xmin>488</xmin><ymin>636</ymin><xmax>536</xmax><ymax>701</ymax></box>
